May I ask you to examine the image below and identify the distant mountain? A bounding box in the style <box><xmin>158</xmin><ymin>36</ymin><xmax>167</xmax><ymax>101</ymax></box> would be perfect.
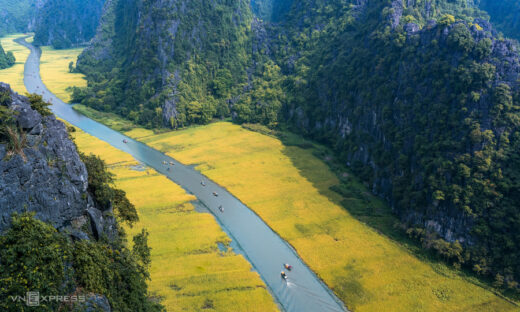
<box><xmin>0</xmin><ymin>0</ymin><xmax>104</xmax><ymax>49</ymax></box>
<box><xmin>76</xmin><ymin>0</ymin><xmax>520</xmax><ymax>289</ymax></box>
<box><xmin>479</xmin><ymin>0</ymin><xmax>520</xmax><ymax>41</ymax></box>
<box><xmin>32</xmin><ymin>0</ymin><xmax>105</xmax><ymax>48</ymax></box>
<box><xmin>0</xmin><ymin>0</ymin><xmax>38</xmax><ymax>36</ymax></box>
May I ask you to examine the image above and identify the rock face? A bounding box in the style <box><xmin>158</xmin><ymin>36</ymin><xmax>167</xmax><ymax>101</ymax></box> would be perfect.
<box><xmin>0</xmin><ymin>83</ymin><xmax>114</xmax><ymax>239</ymax></box>
<box><xmin>77</xmin><ymin>0</ymin><xmax>252</xmax><ymax>128</ymax></box>
<box><xmin>32</xmin><ymin>0</ymin><xmax>105</xmax><ymax>49</ymax></box>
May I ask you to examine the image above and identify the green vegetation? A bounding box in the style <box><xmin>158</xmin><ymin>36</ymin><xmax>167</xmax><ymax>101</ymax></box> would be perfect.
<box><xmin>0</xmin><ymin>42</ymin><xmax>15</xmax><ymax>69</ymax></box>
<box><xmin>32</xmin><ymin>0</ymin><xmax>105</xmax><ymax>48</ymax></box>
<box><xmin>0</xmin><ymin>213</ymin><xmax>164</xmax><ymax>312</ymax></box>
<box><xmin>80</xmin><ymin>153</ymin><xmax>139</xmax><ymax>226</ymax></box>
<box><xmin>0</xmin><ymin>0</ymin><xmax>35</xmax><ymax>36</ymax></box>
<box><xmin>76</xmin><ymin>0</ymin><xmax>252</xmax><ymax>129</ymax></box>
<box><xmin>479</xmin><ymin>0</ymin><xmax>520</xmax><ymax>40</ymax></box>
<box><xmin>0</xmin><ymin>91</ymin><xmax>26</xmax><ymax>161</ymax></box>
<box><xmin>250</xmin><ymin>0</ymin><xmax>292</xmax><ymax>22</ymax></box>
<box><xmin>0</xmin><ymin>143</ymin><xmax>162</xmax><ymax>311</ymax></box>
<box><xmin>245</xmin><ymin>0</ymin><xmax>520</xmax><ymax>292</ymax></box>
<box><xmin>27</xmin><ymin>93</ymin><xmax>52</xmax><ymax>116</ymax></box>
<box><xmin>25</xmin><ymin>0</ymin><xmax>519</xmax><ymax>304</ymax></box>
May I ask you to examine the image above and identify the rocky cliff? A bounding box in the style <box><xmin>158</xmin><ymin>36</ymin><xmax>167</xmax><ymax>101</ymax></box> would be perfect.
<box><xmin>76</xmin><ymin>0</ymin><xmax>252</xmax><ymax>128</ymax></box>
<box><xmin>0</xmin><ymin>83</ymin><xmax>162</xmax><ymax>311</ymax></box>
<box><xmin>0</xmin><ymin>82</ymin><xmax>115</xmax><ymax>238</ymax></box>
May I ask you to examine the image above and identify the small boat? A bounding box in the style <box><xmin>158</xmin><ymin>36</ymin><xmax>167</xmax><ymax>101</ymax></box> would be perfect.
<box><xmin>281</xmin><ymin>271</ymin><xmax>287</xmax><ymax>280</ymax></box>
<box><xmin>169</xmin><ymin>161</ymin><xmax>174</xmax><ymax>165</ymax></box>
<box><xmin>212</xmin><ymin>192</ymin><xmax>218</xmax><ymax>197</ymax></box>
<box><xmin>218</xmin><ymin>205</ymin><xmax>224</xmax><ymax>213</ymax></box>
<box><xmin>123</xmin><ymin>139</ymin><xmax>128</xmax><ymax>143</ymax></box>
<box><xmin>201</xmin><ymin>181</ymin><xmax>206</xmax><ymax>186</ymax></box>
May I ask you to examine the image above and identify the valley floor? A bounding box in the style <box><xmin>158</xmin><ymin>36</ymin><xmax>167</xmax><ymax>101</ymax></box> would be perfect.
<box><xmin>120</xmin><ymin>121</ymin><xmax>518</xmax><ymax>312</ymax></box>
<box><xmin>70</xmin><ymin>124</ymin><xmax>279</xmax><ymax>312</ymax></box>
<box><xmin>2</xmin><ymin>34</ymin><xmax>518</xmax><ymax>311</ymax></box>
<box><xmin>0</xmin><ymin>34</ymin><xmax>32</xmax><ymax>93</ymax></box>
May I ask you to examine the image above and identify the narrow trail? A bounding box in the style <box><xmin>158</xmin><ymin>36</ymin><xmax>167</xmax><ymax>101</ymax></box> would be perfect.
<box><xmin>17</xmin><ymin>37</ymin><xmax>348</xmax><ymax>312</ymax></box>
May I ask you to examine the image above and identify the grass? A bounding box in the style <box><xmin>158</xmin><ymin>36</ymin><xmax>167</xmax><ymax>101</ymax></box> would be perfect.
<box><xmin>0</xmin><ymin>34</ymin><xmax>32</xmax><ymax>94</ymax></box>
<box><xmin>117</xmin><ymin>121</ymin><xmax>518</xmax><ymax>312</ymax></box>
<box><xmin>39</xmin><ymin>46</ymin><xmax>86</xmax><ymax>102</ymax></box>
<box><xmin>73</xmin><ymin>104</ymin><xmax>138</xmax><ymax>132</ymax></box>
<box><xmin>69</xmin><ymin>124</ymin><xmax>279</xmax><ymax>312</ymax></box>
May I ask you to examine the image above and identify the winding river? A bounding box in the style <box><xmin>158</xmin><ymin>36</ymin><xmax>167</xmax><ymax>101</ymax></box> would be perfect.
<box><xmin>17</xmin><ymin>37</ymin><xmax>348</xmax><ymax>312</ymax></box>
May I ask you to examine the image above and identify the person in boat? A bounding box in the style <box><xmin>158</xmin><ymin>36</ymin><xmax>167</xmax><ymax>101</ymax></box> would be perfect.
<box><xmin>218</xmin><ymin>205</ymin><xmax>224</xmax><ymax>212</ymax></box>
<box><xmin>284</xmin><ymin>263</ymin><xmax>293</xmax><ymax>271</ymax></box>
<box><xmin>281</xmin><ymin>271</ymin><xmax>287</xmax><ymax>280</ymax></box>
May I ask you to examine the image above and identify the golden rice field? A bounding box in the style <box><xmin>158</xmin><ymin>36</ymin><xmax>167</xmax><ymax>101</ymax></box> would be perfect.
<box><xmin>123</xmin><ymin>121</ymin><xmax>518</xmax><ymax>312</ymax></box>
<box><xmin>69</xmin><ymin>125</ymin><xmax>278</xmax><ymax>312</ymax></box>
<box><xmin>36</xmin><ymin>37</ymin><xmax>518</xmax><ymax>311</ymax></box>
<box><xmin>0</xmin><ymin>34</ymin><xmax>32</xmax><ymax>94</ymax></box>
<box><xmin>39</xmin><ymin>46</ymin><xmax>86</xmax><ymax>102</ymax></box>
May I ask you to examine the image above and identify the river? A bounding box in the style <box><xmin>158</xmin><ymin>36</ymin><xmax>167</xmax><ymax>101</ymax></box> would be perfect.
<box><xmin>16</xmin><ymin>37</ymin><xmax>348</xmax><ymax>312</ymax></box>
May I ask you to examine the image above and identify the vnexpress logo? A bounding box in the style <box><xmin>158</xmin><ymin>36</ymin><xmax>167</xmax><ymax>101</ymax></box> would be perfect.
<box><xmin>26</xmin><ymin>291</ymin><xmax>40</xmax><ymax>306</ymax></box>
<box><xmin>9</xmin><ymin>291</ymin><xmax>86</xmax><ymax>306</ymax></box>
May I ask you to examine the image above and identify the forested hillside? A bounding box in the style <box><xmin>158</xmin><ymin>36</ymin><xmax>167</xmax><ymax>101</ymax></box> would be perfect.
<box><xmin>479</xmin><ymin>0</ymin><xmax>520</xmax><ymax>41</ymax></box>
<box><xmin>32</xmin><ymin>0</ymin><xmax>105</xmax><ymax>48</ymax></box>
<box><xmin>76</xmin><ymin>0</ymin><xmax>252</xmax><ymax>128</ymax></box>
<box><xmin>258</xmin><ymin>0</ymin><xmax>520</xmax><ymax>289</ymax></box>
<box><xmin>0</xmin><ymin>0</ymin><xmax>37</xmax><ymax>36</ymax></box>
<box><xmin>0</xmin><ymin>42</ymin><xmax>15</xmax><ymax>69</ymax></box>
<box><xmin>76</xmin><ymin>0</ymin><xmax>520</xmax><ymax>292</ymax></box>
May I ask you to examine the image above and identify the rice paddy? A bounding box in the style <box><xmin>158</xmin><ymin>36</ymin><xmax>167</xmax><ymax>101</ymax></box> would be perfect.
<box><xmin>39</xmin><ymin>46</ymin><xmax>86</xmax><ymax>102</ymax></box>
<box><xmin>70</xmin><ymin>124</ymin><xmax>279</xmax><ymax>312</ymax></box>
<box><xmin>0</xmin><ymin>34</ymin><xmax>32</xmax><ymax>94</ymax></box>
<box><xmin>124</xmin><ymin>121</ymin><xmax>518</xmax><ymax>312</ymax></box>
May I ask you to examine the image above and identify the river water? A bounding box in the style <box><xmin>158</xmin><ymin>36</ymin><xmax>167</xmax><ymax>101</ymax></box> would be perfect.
<box><xmin>17</xmin><ymin>37</ymin><xmax>348</xmax><ymax>312</ymax></box>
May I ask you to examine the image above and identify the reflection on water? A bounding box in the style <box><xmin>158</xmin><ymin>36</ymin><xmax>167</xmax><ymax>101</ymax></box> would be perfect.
<box><xmin>18</xmin><ymin>38</ymin><xmax>348</xmax><ymax>312</ymax></box>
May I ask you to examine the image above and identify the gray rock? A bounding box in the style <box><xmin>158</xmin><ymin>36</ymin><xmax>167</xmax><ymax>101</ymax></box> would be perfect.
<box><xmin>404</xmin><ymin>23</ymin><xmax>419</xmax><ymax>33</ymax></box>
<box><xmin>0</xmin><ymin>83</ymin><xmax>114</xmax><ymax>240</ymax></box>
<box><xmin>81</xmin><ymin>295</ymin><xmax>111</xmax><ymax>312</ymax></box>
<box><xmin>87</xmin><ymin>207</ymin><xmax>117</xmax><ymax>241</ymax></box>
